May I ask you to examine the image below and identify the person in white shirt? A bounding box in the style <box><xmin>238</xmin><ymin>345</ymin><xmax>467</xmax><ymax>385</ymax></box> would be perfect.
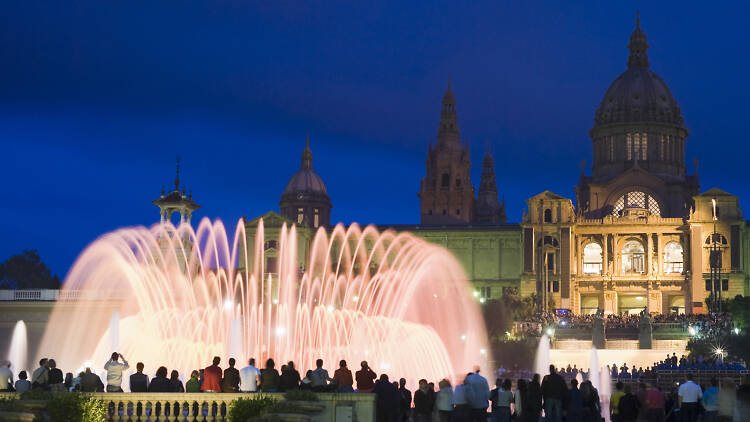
<box><xmin>14</xmin><ymin>371</ymin><xmax>31</xmax><ymax>393</ymax></box>
<box><xmin>103</xmin><ymin>352</ymin><xmax>129</xmax><ymax>392</ymax></box>
<box><xmin>239</xmin><ymin>358</ymin><xmax>261</xmax><ymax>392</ymax></box>
<box><xmin>0</xmin><ymin>361</ymin><xmax>13</xmax><ymax>392</ymax></box>
<box><xmin>677</xmin><ymin>374</ymin><xmax>702</xmax><ymax>422</ymax></box>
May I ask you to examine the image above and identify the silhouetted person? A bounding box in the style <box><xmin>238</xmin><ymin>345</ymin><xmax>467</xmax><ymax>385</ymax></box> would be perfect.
<box><xmin>260</xmin><ymin>358</ymin><xmax>280</xmax><ymax>392</ymax></box>
<box><xmin>374</xmin><ymin>374</ymin><xmax>399</xmax><ymax>422</ymax></box>
<box><xmin>333</xmin><ymin>360</ymin><xmax>353</xmax><ymax>393</ymax></box>
<box><xmin>541</xmin><ymin>365</ymin><xmax>567</xmax><ymax>422</ymax></box>
<box><xmin>31</xmin><ymin>358</ymin><xmax>49</xmax><ymax>390</ymax></box>
<box><xmin>170</xmin><ymin>370</ymin><xmax>184</xmax><ymax>392</ymax></box>
<box><xmin>221</xmin><ymin>358</ymin><xmax>240</xmax><ymax>393</ymax></box>
<box><xmin>413</xmin><ymin>379</ymin><xmax>435</xmax><ymax>422</ymax></box>
<box><xmin>129</xmin><ymin>362</ymin><xmax>149</xmax><ymax>392</ymax></box>
<box><xmin>567</xmin><ymin>379</ymin><xmax>583</xmax><ymax>422</ymax></box>
<box><xmin>356</xmin><ymin>361</ymin><xmax>376</xmax><ymax>393</ymax></box>
<box><xmin>618</xmin><ymin>385</ymin><xmax>640</xmax><ymax>422</ymax></box>
<box><xmin>311</xmin><ymin>358</ymin><xmax>332</xmax><ymax>392</ymax></box>
<box><xmin>398</xmin><ymin>378</ymin><xmax>412</xmax><ymax>422</ymax></box>
<box><xmin>80</xmin><ymin>367</ymin><xmax>104</xmax><ymax>392</ymax></box>
<box><xmin>280</xmin><ymin>361</ymin><xmax>301</xmax><ymax>391</ymax></box>
<box><xmin>524</xmin><ymin>374</ymin><xmax>543</xmax><ymax>422</ymax></box>
<box><xmin>239</xmin><ymin>358</ymin><xmax>261</xmax><ymax>392</ymax></box>
<box><xmin>148</xmin><ymin>366</ymin><xmax>172</xmax><ymax>392</ymax></box>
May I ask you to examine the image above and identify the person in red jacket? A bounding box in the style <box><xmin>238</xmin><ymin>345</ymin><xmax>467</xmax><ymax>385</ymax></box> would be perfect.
<box><xmin>201</xmin><ymin>356</ymin><xmax>222</xmax><ymax>392</ymax></box>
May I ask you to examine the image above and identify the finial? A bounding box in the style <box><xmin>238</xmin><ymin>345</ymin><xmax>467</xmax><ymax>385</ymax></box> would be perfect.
<box><xmin>189</xmin><ymin>190</ymin><xmax>193</xmax><ymax>200</ymax></box>
<box><xmin>636</xmin><ymin>10</ymin><xmax>640</xmax><ymax>29</ymax></box>
<box><xmin>161</xmin><ymin>186</ymin><xmax>165</xmax><ymax>196</ymax></box>
<box><xmin>174</xmin><ymin>156</ymin><xmax>181</xmax><ymax>191</ymax></box>
<box><xmin>181</xmin><ymin>184</ymin><xmax>186</xmax><ymax>196</ymax></box>
<box><xmin>300</xmin><ymin>135</ymin><xmax>313</xmax><ymax>169</ymax></box>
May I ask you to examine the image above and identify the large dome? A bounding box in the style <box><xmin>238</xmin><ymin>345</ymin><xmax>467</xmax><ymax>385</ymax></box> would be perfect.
<box><xmin>593</xmin><ymin>16</ymin><xmax>683</xmax><ymax>127</ymax></box>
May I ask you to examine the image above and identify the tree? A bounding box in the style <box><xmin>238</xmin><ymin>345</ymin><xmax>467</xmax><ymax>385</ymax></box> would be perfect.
<box><xmin>0</xmin><ymin>250</ymin><xmax>61</xmax><ymax>289</ymax></box>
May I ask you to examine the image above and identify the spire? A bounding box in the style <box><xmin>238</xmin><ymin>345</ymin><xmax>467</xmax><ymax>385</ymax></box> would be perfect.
<box><xmin>301</xmin><ymin>134</ymin><xmax>313</xmax><ymax>169</ymax></box>
<box><xmin>174</xmin><ymin>156</ymin><xmax>181</xmax><ymax>191</ymax></box>
<box><xmin>628</xmin><ymin>10</ymin><xmax>649</xmax><ymax>69</ymax></box>
<box><xmin>437</xmin><ymin>80</ymin><xmax>460</xmax><ymax>148</ymax></box>
<box><xmin>473</xmin><ymin>143</ymin><xmax>505</xmax><ymax>223</ymax></box>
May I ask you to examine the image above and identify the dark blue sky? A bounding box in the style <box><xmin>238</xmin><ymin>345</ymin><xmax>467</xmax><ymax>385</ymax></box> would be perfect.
<box><xmin>2</xmin><ymin>1</ymin><xmax>749</xmax><ymax>277</ymax></box>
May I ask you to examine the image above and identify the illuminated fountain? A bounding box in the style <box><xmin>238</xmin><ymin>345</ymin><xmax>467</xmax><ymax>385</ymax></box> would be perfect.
<box><xmin>533</xmin><ymin>334</ymin><xmax>550</xmax><ymax>376</ymax></box>
<box><xmin>6</xmin><ymin>320</ymin><xmax>28</xmax><ymax>377</ymax></box>
<box><xmin>37</xmin><ymin>218</ymin><xmax>489</xmax><ymax>388</ymax></box>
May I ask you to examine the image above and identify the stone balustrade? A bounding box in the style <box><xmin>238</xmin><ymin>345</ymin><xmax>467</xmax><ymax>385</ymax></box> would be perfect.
<box><xmin>0</xmin><ymin>289</ymin><xmax>124</xmax><ymax>301</ymax></box>
<box><xmin>0</xmin><ymin>392</ymin><xmax>375</xmax><ymax>422</ymax></box>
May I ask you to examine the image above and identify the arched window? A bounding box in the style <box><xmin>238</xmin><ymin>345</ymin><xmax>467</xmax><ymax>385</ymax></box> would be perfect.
<box><xmin>583</xmin><ymin>243</ymin><xmax>603</xmax><ymax>274</ymax></box>
<box><xmin>663</xmin><ymin>241</ymin><xmax>683</xmax><ymax>274</ymax></box>
<box><xmin>612</xmin><ymin>191</ymin><xmax>661</xmax><ymax>216</ymax></box>
<box><xmin>621</xmin><ymin>240</ymin><xmax>645</xmax><ymax>274</ymax></box>
<box><xmin>705</xmin><ymin>233</ymin><xmax>728</xmax><ymax>245</ymax></box>
<box><xmin>544</xmin><ymin>209</ymin><xmax>552</xmax><ymax>223</ymax></box>
<box><xmin>297</xmin><ymin>207</ymin><xmax>304</xmax><ymax>224</ymax></box>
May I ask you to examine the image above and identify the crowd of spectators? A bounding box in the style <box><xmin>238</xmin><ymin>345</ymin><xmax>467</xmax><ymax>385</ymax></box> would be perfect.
<box><xmin>515</xmin><ymin>312</ymin><xmax>737</xmax><ymax>338</ymax></box>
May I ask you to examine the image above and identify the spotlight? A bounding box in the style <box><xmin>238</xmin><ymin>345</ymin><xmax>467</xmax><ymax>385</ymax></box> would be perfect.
<box><xmin>734</xmin><ymin>328</ymin><xmax>740</xmax><ymax>335</ymax></box>
<box><xmin>479</xmin><ymin>297</ymin><xmax>486</xmax><ymax>304</ymax></box>
<box><xmin>479</xmin><ymin>349</ymin><xmax>486</xmax><ymax>355</ymax></box>
<box><xmin>546</xmin><ymin>328</ymin><xmax>554</xmax><ymax>336</ymax></box>
<box><xmin>473</xmin><ymin>291</ymin><xmax>479</xmax><ymax>297</ymax></box>
<box><xmin>223</xmin><ymin>300</ymin><xmax>234</xmax><ymax>310</ymax></box>
<box><xmin>326</xmin><ymin>305</ymin><xmax>334</xmax><ymax>312</ymax></box>
<box><xmin>275</xmin><ymin>327</ymin><xmax>286</xmax><ymax>337</ymax></box>
<box><xmin>352</xmin><ymin>296</ymin><xmax>359</xmax><ymax>303</ymax></box>
<box><xmin>460</xmin><ymin>334</ymin><xmax>467</xmax><ymax>341</ymax></box>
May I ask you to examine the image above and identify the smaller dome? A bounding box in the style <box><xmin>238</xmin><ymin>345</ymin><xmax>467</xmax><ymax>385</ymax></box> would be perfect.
<box><xmin>282</xmin><ymin>136</ymin><xmax>329</xmax><ymax>197</ymax></box>
<box><xmin>283</xmin><ymin>168</ymin><xmax>328</xmax><ymax>195</ymax></box>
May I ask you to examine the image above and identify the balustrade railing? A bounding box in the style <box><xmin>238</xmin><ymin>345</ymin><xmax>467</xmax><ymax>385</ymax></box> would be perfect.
<box><xmin>0</xmin><ymin>289</ymin><xmax>124</xmax><ymax>301</ymax></box>
<box><xmin>0</xmin><ymin>392</ymin><xmax>376</xmax><ymax>422</ymax></box>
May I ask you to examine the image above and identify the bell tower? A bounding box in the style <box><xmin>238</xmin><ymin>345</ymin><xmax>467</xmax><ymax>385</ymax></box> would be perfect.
<box><xmin>418</xmin><ymin>82</ymin><xmax>474</xmax><ymax>224</ymax></box>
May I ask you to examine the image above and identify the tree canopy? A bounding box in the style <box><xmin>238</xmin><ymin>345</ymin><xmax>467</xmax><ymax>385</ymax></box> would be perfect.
<box><xmin>0</xmin><ymin>250</ymin><xmax>61</xmax><ymax>289</ymax></box>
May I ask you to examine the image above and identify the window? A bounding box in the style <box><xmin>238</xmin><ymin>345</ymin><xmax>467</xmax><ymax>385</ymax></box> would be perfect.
<box><xmin>456</xmin><ymin>209</ymin><xmax>461</xmax><ymax>215</ymax></box>
<box><xmin>705</xmin><ymin>280</ymin><xmax>712</xmax><ymax>291</ymax></box>
<box><xmin>705</xmin><ymin>234</ymin><xmax>728</xmax><ymax>245</ymax></box>
<box><xmin>441</xmin><ymin>173</ymin><xmax>450</xmax><ymax>188</ymax></box>
<box><xmin>552</xmin><ymin>281</ymin><xmax>560</xmax><ymax>293</ymax></box>
<box><xmin>622</xmin><ymin>240</ymin><xmax>645</xmax><ymax>274</ymax></box>
<box><xmin>266</xmin><ymin>257</ymin><xmax>278</xmax><ymax>274</ymax></box>
<box><xmin>612</xmin><ymin>191</ymin><xmax>661</xmax><ymax>216</ymax></box>
<box><xmin>609</xmin><ymin>136</ymin><xmax>615</xmax><ymax>162</ymax></box>
<box><xmin>663</xmin><ymin>242</ymin><xmax>684</xmax><ymax>274</ymax></box>
<box><xmin>660</xmin><ymin>135</ymin><xmax>666</xmax><ymax>160</ymax></box>
<box><xmin>626</xmin><ymin>134</ymin><xmax>633</xmax><ymax>160</ymax></box>
<box><xmin>722</xmin><ymin>279</ymin><xmax>729</xmax><ymax>291</ymax></box>
<box><xmin>456</xmin><ymin>178</ymin><xmax>462</xmax><ymax>187</ymax></box>
<box><xmin>428</xmin><ymin>209</ymin><xmax>433</xmax><ymax>215</ymax></box>
<box><xmin>442</xmin><ymin>209</ymin><xmax>447</xmax><ymax>215</ymax></box>
<box><xmin>640</xmin><ymin>133</ymin><xmax>647</xmax><ymax>160</ymax></box>
<box><xmin>479</xmin><ymin>286</ymin><xmax>492</xmax><ymax>299</ymax></box>
<box><xmin>314</xmin><ymin>208</ymin><xmax>320</xmax><ymax>228</ymax></box>
<box><xmin>544</xmin><ymin>209</ymin><xmax>552</xmax><ymax>223</ymax></box>
<box><xmin>633</xmin><ymin>133</ymin><xmax>641</xmax><ymax>160</ymax></box>
<box><xmin>583</xmin><ymin>243</ymin><xmax>603</xmax><ymax>274</ymax></box>
<box><xmin>264</xmin><ymin>240</ymin><xmax>278</xmax><ymax>250</ymax></box>
<box><xmin>546</xmin><ymin>252</ymin><xmax>555</xmax><ymax>272</ymax></box>
<box><xmin>297</xmin><ymin>207</ymin><xmax>304</xmax><ymax>224</ymax></box>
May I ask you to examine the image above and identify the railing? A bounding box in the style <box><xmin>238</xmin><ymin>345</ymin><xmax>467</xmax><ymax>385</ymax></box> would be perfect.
<box><xmin>0</xmin><ymin>392</ymin><xmax>376</xmax><ymax>422</ymax></box>
<box><xmin>0</xmin><ymin>289</ymin><xmax>124</xmax><ymax>301</ymax></box>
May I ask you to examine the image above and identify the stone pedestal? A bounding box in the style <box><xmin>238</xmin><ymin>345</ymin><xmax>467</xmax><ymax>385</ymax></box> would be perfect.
<box><xmin>638</xmin><ymin>311</ymin><xmax>653</xmax><ymax>349</ymax></box>
<box><xmin>592</xmin><ymin>313</ymin><xmax>606</xmax><ymax>349</ymax></box>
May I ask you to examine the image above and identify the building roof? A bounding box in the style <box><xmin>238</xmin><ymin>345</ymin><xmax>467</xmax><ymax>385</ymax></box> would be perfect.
<box><xmin>593</xmin><ymin>14</ymin><xmax>684</xmax><ymax>128</ymax></box>
<box><xmin>282</xmin><ymin>135</ymin><xmax>329</xmax><ymax>196</ymax></box>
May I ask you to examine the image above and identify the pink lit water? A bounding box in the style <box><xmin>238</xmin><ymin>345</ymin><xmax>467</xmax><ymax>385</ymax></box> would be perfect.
<box><xmin>37</xmin><ymin>219</ymin><xmax>490</xmax><ymax>388</ymax></box>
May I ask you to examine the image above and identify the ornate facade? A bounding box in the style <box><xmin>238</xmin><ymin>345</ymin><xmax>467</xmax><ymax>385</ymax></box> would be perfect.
<box><xmin>244</xmin><ymin>16</ymin><xmax>748</xmax><ymax>315</ymax></box>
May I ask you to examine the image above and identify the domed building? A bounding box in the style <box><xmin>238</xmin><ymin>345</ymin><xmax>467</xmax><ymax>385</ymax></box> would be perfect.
<box><xmin>522</xmin><ymin>15</ymin><xmax>744</xmax><ymax>315</ymax></box>
<box><xmin>278</xmin><ymin>135</ymin><xmax>332</xmax><ymax>229</ymax></box>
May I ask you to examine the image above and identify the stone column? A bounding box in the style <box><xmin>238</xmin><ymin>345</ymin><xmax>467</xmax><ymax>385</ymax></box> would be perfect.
<box><xmin>689</xmin><ymin>224</ymin><xmax>704</xmax><ymax>314</ymax></box>
<box><xmin>647</xmin><ymin>233</ymin><xmax>654</xmax><ymax>275</ymax></box>
<box><xmin>655</xmin><ymin>233</ymin><xmax>662</xmax><ymax>276</ymax></box>
<box><xmin>602</xmin><ymin>234</ymin><xmax>609</xmax><ymax>275</ymax></box>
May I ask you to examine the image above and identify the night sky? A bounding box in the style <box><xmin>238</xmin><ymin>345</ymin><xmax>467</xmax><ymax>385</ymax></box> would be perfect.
<box><xmin>2</xmin><ymin>1</ymin><xmax>749</xmax><ymax>278</ymax></box>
